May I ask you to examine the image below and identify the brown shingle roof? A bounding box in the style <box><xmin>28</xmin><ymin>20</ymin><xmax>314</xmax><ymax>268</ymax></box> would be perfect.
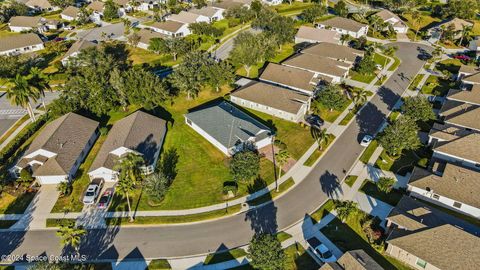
<box><xmin>26</xmin><ymin>0</ymin><xmax>53</xmax><ymax>9</ymax></box>
<box><xmin>9</xmin><ymin>16</ymin><xmax>43</xmax><ymax>28</ymax></box>
<box><xmin>90</xmin><ymin>111</ymin><xmax>167</xmax><ymax>171</ymax></box>
<box><xmin>428</xmin><ymin>122</ymin><xmax>474</xmax><ymax>142</ymax></box>
<box><xmin>0</xmin><ymin>33</ymin><xmax>43</xmax><ymax>52</ymax></box>
<box><xmin>408</xmin><ymin>164</ymin><xmax>480</xmax><ymax>208</ymax></box>
<box><xmin>190</xmin><ymin>6</ymin><xmax>220</xmax><ymax>18</ymax></box>
<box><xmin>458</xmin><ymin>64</ymin><xmax>478</xmax><ymax>75</ymax></box>
<box><xmin>150</xmin><ymin>20</ymin><xmax>185</xmax><ymax>33</ymax></box>
<box><xmin>295</xmin><ymin>26</ymin><xmax>340</xmax><ymax>44</ymax></box>
<box><xmin>87</xmin><ymin>1</ymin><xmax>104</xmax><ymax>12</ymax></box>
<box><xmin>438</xmin><ymin>18</ymin><xmax>473</xmax><ymax>32</ymax></box>
<box><xmin>61</xmin><ymin>6</ymin><xmax>80</xmax><ymax>18</ymax></box>
<box><xmin>319</xmin><ymin>17</ymin><xmax>367</xmax><ymax>33</ymax></box>
<box><xmin>137</xmin><ymin>29</ymin><xmax>167</xmax><ymax>45</ymax></box>
<box><xmin>62</xmin><ymin>39</ymin><xmax>97</xmax><ymax>59</ymax></box>
<box><xmin>302</xmin><ymin>42</ymin><xmax>364</xmax><ymax>63</ymax></box>
<box><xmin>24</xmin><ymin>113</ymin><xmax>99</xmax><ymax>176</ymax></box>
<box><xmin>231</xmin><ymin>81</ymin><xmax>310</xmax><ymax>115</ymax></box>
<box><xmin>387</xmin><ymin>224</ymin><xmax>480</xmax><ymax>270</ymax></box>
<box><xmin>283</xmin><ymin>53</ymin><xmax>350</xmax><ymax>78</ymax></box>
<box><xmin>447</xmin><ymin>86</ymin><xmax>480</xmax><ymax>105</ymax></box>
<box><xmin>462</xmin><ymin>71</ymin><xmax>480</xmax><ymax>84</ymax></box>
<box><xmin>259</xmin><ymin>63</ymin><xmax>316</xmax><ymax>92</ymax></box>
<box><xmin>439</xmin><ymin>99</ymin><xmax>480</xmax><ymax>131</ymax></box>
<box><xmin>434</xmin><ymin>133</ymin><xmax>480</xmax><ymax>163</ymax></box>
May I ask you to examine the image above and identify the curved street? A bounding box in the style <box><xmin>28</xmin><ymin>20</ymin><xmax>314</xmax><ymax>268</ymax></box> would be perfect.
<box><xmin>0</xmin><ymin>42</ymin><xmax>432</xmax><ymax>262</ymax></box>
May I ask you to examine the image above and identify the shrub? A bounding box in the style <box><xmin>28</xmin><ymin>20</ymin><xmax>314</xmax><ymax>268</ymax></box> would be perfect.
<box><xmin>377</xmin><ymin>177</ymin><xmax>395</xmax><ymax>193</ymax></box>
<box><xmin>57</xmin><ymin>181</ymin><xmax>73</xmax><ymax>197</ymax></box>
<box><xmin>417</xmin><ymin>158</ymin><xmax>428</xmax><ymax>168</ymax></box>
<box><xmin>362</xmin><ymin>216</ymin><xmax>384</xmax><ymax>244</ymax></box>
<box><xmin>99</xmin><ymin>127</ymin><xmax>109</xmax><ymax>136</ymax></box>
<box><xmin>19</xmin><ymin>168</ymin><xmax>33</xmax><ymax>182</ymax></box>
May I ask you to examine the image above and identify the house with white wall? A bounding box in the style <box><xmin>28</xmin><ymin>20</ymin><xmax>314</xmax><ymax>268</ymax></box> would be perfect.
<box><xmin>61</xmin><ymin>6</ymin><xmax>80</xmax><ymax>21</ymax></box>
<box><xmin>375</xmin><ymin>9</ymin><xmax>408</xmax><ymax>33</ymax></box>
<box><xmin>12</xmin><ymin>113</ymin><xmax>99</xmax><ymax>185</ymax></box>
<box><xmin>167</xmin><ymin>11</ymin><xmax>210</xmax><ymax>24</ymax></box>
<box><xmin>190</xmin><ymin>6</ymin><xmax>224</xmax><ymax>22</ymax></box>
<box><xmin>9</xmin><ymin>16</ymin><xmax>46</xmax><ymax>33</ymax></box>
<box><xmin>25</xmin><ymin>0</ymin><xmax>59</xmax><ymax>12</ymax></box>
<box><xmin>316</xmin><ymin>17</ymin><xmax>368</xmax><ymax>38</ymax></box>
<box><xmin>88</xmin><ymin>111</ymin><xmax>167</xmax><ymax>182</ymax></box>
<box><xmin>230</xmin><ymin>81</ymin><xmax>311</xmax><ymax>123</ymax></box>
<box><xmin>0</xmin><ymin>33</ymin><xmax>44</xmax><ymax>56</ymax></box>
<box><xmin>87</xmin><ymin>1</ymin><xmax>105</xmax><ymax>22</ymax></box>
<box><xmin>185</xmin><ymin>101</ymin><xmax>273</xmax><ymax>156</ymax></box>
<box><xmin>148</xmin><ymin>20</ymin><xmax>190</xmax><ymax>37</ymax></box>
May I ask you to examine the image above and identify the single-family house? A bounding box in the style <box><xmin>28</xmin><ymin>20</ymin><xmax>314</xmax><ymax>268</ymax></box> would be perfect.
<box><xmin>210</xmin><ymin>0</ymin><xmax>251</xmax><ymax>11</ymax></box>
<box><xmin>294</xmin><ymin>26</ymin><xmax>340</xmax><ymax>45</ymax></box>
<box><xmin>282</xmin><ymin>53</ymin><xmax>351</xmax><ymax>84</ymax></box>
<box><xmin>259</xmin><ymin>63</ymin><xmax>318</xmax><ymax>95</ymax></box>
<box><xmin>167</xmin><ymin>11</ymin><xmax>210</xmax><ymax>24</ymax></box>
<box><xmin>76</xmin><ymin>23</ymin><xmax>125</xmax><ymax>42</ymax></box>
<box><xmin>320</xmin><ymin>250</ymin><xmax>383</xmax><ymax>270</ymax></box>
<box><xmin>61</xmin><ymin>39</ymin><xmax>98</xmax><ymax>66</ymax></box>
<box><xmin>190</xmin><ymin>6</ymin><xmax>224</xmax><ymax>22</ymax></box>
<box><xmin>0</xmin><ymin>33</ymin><xmax>44</xmax><ymax>56</ymax></box>
<box><xmin>87</xmin><ymin>1</ymin><xmax>105</xmax><ymax>21</ymax></box>
<box><xmin>137</xmin><ymin>29</ymin><xmax>167</xmax><ymax>50</ymax></box>
<box><xmin>149</xmin><ymin>20</ymin><xmax>190</xmax><ymax>37</ymax></box>
<box><xmin>12</xmin><ymin>113</ymin><xmax>99</xmax><ymax>185</ymax></box>
<box><xmin>262</xmin><ymin>0</ymin><xmax>282</xmax><ymax>5</ymax></box>
<box><xmin>230</xmin><ymin>81</ymin><xmax>311</xmax><ymax>122</ymax></box>
<box><xmin>435</xmin><ymin>18</ymin><xmax>473</xmax><ymax>40</ymax></box>
<box><xmin>375</xmin><ymin>9</ymin><xmax>408</xmax><ymax>33</ymax></box>
<box><xmin>8</xmin><ymin>16</ymin><xmax>47</xmax><ymax>33</ymax></box>
<box><xmin>386</xmin><ymin>224</ymin><xmax>480</xmax><ymax>270</ymax></box>
<box><xmin>438</xmin><ymin>100</ymin><xmax>480</xmax><ymax>131</ymax></box>
<box><xmin>61</xmin><ymin>6</ymin><xmax>81</xmax><ymax>21</ymax></box>
<box><xmin>316</xmin><ymin>17</ymin><xmax>368</xmax><ymax>38</ymax></box>
<box><xmin>113</xmin><ymin>0</ymin><xmax>132</xmax><ymax>17</ymax></box>
<box><xmin>135</xmin><ymin>0</ymin><xmax>159</xmax><ymax>11</ymax></box>
<box><xmin>431</xmin><ymin>132</ymin><xmax>480</xmax><ymax>170</ymax></box>
<box><xmin>407</xmin><ymin>162</ymin><xmax>480</xmax><ymax>218</ymax></box>
<box><xmin>301</xmin><ymin>42</ymin><xmax>364</xmax><ymax>65</ymax></box>
<box><xmin>88</xmin><ymin>111</ymin><xmax>167</xmax><ymax>182</ymax></box>
<box><xmin>25</xmin><ymin>0</ymin><xmax>59</xmax><ymax>12</ymax></box>
<box><xmin>184</xmin><ymin>101</ymin><xmax>273</xmax><ymax>156</ymax></box>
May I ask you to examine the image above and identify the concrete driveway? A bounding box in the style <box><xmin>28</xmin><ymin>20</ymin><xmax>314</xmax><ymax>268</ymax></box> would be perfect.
<box><xmin>0</xmin><ymin>42</ymin><xmax>433</xmax><ymax>262</ymax></box>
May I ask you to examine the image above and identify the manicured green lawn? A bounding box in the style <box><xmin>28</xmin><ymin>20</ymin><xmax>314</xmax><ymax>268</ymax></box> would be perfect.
<box><xmin>204</xmin><ymin>248</ymin><xmax>247</xmax><ymax>265</ymax></box>
<box><xmin>359</xmin><ymin>140</ymin><xmax>378</xmax><ymax>164</ymax></box>
<box><xmin>408</xmin><ymin>74</ymin><xmax>425</xmax><ymax>90</ymax></box>
<box><xmin>274</xmin><ymin>2</ymin><xmax>315</xmax><ymax>15</ymax></box>
<box><xmin>303</xmin><ymin>134</ymin><xmax>335</xmax><ymax>167</ymax></box>
<box><xmin>345</xmin><ymin>175</ymin><xmax>358</xmax><ymax>187</ymax></box>
<box><xmin>349</xmin><ymin>70</ymin><xmax>377</xmax><ymax>84</ymax></box>
<box><xmin>247</xmin><ymin>177</ymin><xmax>295</xmax><ymax>206</ymax></box>
<box><xmin>359</xmin><ymin>180</ymin><xmax>404</xmax><ymax>206</ymax></box>
<box><xmin>0</xmin><ymin>191</ymin><xmax>36</xmax><ymax>215</ymax></box>
<box><xmin>435</xmin><ymin>58</ymin><xmax>464</xmax><ymax>74</ymax></box>
<box><xmin>105</xmin><ymin>204</ymin><xmax>241</xmax><ymax>226</ymax></box>
<box><xmin>46</xmin><ymin>218</ymin><xmax>77</xmax><ymax>228</ymax></box>
<box><xmin>321</xmin><ymin>215</ymin><xmax>414</xmax><ymax>270</ymax></box>
<box><xmin>388</xmin><ymin>56</ymin><xmax>401</xmax><ymax>72</ymax></box>
<box><xmin>339</xmin><ymin>110</ymin><xmax>355</xmax><ymax>125</ymax></box>
<box><xmin>375</xmin><ymin>147</ymin><xmax>431</xmax><ymax>176</ymax></box>
<box><xmin>276</xmin><ymin>231</ymin><xmax>292</xmax><ymax>242</ymax></box>
<box><xmin>420</xmin><ymin>76</ymin><xmax>455</xmax><ymax>96</ymax></box>
<box><xmin>128</xmin><ymin>47</ymin><xmax>179</xmax><ymax>67</ymax></box>
<box><xmin>309</xmin><ymin>199</ymin><xmax>335</xmax><ymax>223</ymax></box>
<box><xmin>148</xmin><ymin>259</ymin><xmax>171</xmax><ymax>270</ymax></box>
<box><xmin>284</xmin><ymin>243</ymin><xmax>320</xmax><ymax>270</ymax></box>
<box><xmin>315</xmin><ymin>99</ymin><xmax>352</xmax><ymax>123</ymax></box>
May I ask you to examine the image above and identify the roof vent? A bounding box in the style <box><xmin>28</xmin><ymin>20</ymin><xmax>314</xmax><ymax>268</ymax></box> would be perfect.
<box><xmin>356</xmin><ymin>256</ymin><xmax>366</xmax><ymax>266</ymax></box>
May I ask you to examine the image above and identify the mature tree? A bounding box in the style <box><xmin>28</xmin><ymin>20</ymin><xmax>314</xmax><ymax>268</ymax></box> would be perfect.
<box><xmin>351</xmin><ymin>36</ymin><xmax>367</xmax><ymax>50</ymax></box>
<box><xmin>114</xmin><ymin>152</ymin><xmax>145</xmax><ymax>222</ymax></box>
<box><xmin>351</xmin><ymin>88</ymin><xmax>368</xmax><ymax>107</ymax></box>
<box><xmin>340</xmin><ymin>34</ymin><xmax>351</xmax><ymax>45</ymax></box>
<box><xmin>458</xmin><ymin>24</ymin><xmax>473</xmax><ymax>46</ymax></box>
<box><xmin>248</xmin><ymin>234</ymin><xmax>286</xmax><ymax>270</ymax></box>
<box><xmin>312</xmin><ymin>127</ymin><xmax>329</xmax><ymax>150</ymax></box>
<box><xmin>189</xmin><ymin>22</ymin><xmax>224</xmax><ymax>37</ymax></box>
<box><xmin>334</xmin><ymin>0</ymin><xmax>348</xmax><ymax>17</ymax></box>
<box><xmin>0</xmin><ymin>2</ymin><xmax>29</xmax><ymax>23</ymax></box>
<box><xmin>169</xmin><ymin>51</ymin><xmax>212</xmax><ymax>99</ymax></box>
<box><xmin>410</xmin><ymin>10</ymin><xmax>422</xmax><ymax>41</ymax></box>
<box><xmin>18</xmin><ymin>168</ymin><xmax>33</xmax><ymax>187</ymax></box>
<box><xmin>148</xmin><ymin>37</ymin><xmax>168</xmax><ymax>54</ymax></box>
<box><xmin>49</xmin><ymin>0</ymin><xmax>75</xmax><ymax>8</ymax></box>
<box><xmin>0</xmin><ymin>55</ymin><xmax>36</xmax><ymax>78</ymax></box>
<box><xmin>128</xmin><ymin>32</ymin><xmax>141</xmax><ymax>47</ymax></box>
<box><xmin>192</xmin><ymin>0</ymin><xmax>207</xmax><ymax>8</ymax></box>
<box><xmin>28</xmin><ymin>67</ymin><xmax>51</xmax><ymax>110</ymax></box>
<box><xmin>56</xmin><ymin>222</ymin><xmax>86</xmax><ymax>253</ymax></box>
<box><xmin>103</xmin><ymin>0</ymin><xmax>119</xmax><ymax>21</ymax></box>
<box><xmin>379</xmin><ymin>116</ymin><xmax>420</xmax><ymax>156</ymax></box>
<box><xmin>144</xmin><ymin>172</ymin><xmax>170</xmax><ymax>204</ymax></box>
<box><xmin>369</xmin><ymin>15</ymin><xmax>384</xmax><ymax>37</ymax></box>
<box><xmin>230</xmin><ymin>32</ymin><xmax>263</xmax><ymax>77</ymax></box>
<box><xmin>253</xmin><ymin>11</ymin><xmax>295</xmax><ymax>49</ymax></box>
<box><xmin>300</xmin><ymin>4</ymin><xmax>327</xmax><ymax>23</ymax></box>
<box><xmin>377</xmin><ymin>177</ymin><xmax>395</xmax><ymax>193</ymax></box>
<box><xmin>204</xmin><ymin>60</ymin><xmax>235</xmax><ymax>92</ymax></box>
<box><xmin>402</xmin><ymin>96</ymin><xmax>435</xmax><ymax>122</ymax></box>
<box><xmin>44</xmin><ymin>41</ymin><xmax>68</xmax><ymax>56</ymax></box>
<box><xmin>7</xmin><ymin>74</ymin><xmax>39</xmax><ymax>122</ymax></box>
<box><xmin>335</xmin><ymin>200</ymin><xmax>360</xmax><ymax>222</ymax></box>
<box><xmin>162</xmin><ymin>38</ymin><xmax>193</xmax><ymax>61</ymax></box>
<box><xmin>225</xmin><ymin>5</ymin><xmax>254</xmax><ymax>23</ymax></box>
<box><xmin>446</xmin><ymin>0</ymin><xmax>478</xmax><ymax>19</ymax></box>
<box><xmin>230</xmin><ymin>149</ymin><xmax>260</xmax><ymax>182</ymax></box>
<box><xmin>314</xmin><ymin>85</ymin><xmax>348</xmax><ymax>112</ymax></box>
<box><xmin>355</xmin><ymin>53</ymin><xmax>376</xmax><ymax>75</ymax></box>
<box><xmin>76</xmin><ymin>7</ymin><xmax>91</xmax><ymax>25</ymax></box>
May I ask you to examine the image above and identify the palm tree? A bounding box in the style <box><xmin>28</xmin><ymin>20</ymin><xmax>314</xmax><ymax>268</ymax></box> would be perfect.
<box><xmin>410</xmin><ymin>10</ymin><xmax>422</xmax><ymax>41</ymax></box>
<box><xmin>28</xmin><ymin>67</ymin><xmax>51</xmax><ymax>111</ymax></box>
<box><xmin>312</xmin><ymin>127</ymin><xmax>329</xmax><ymax>150</ymax></box>
<box><xmin>369</xmin><ymin>15</ymin><xmax>383</xmax><ymax>37</ymax></box>
<box><xmin>334</xmin><ymin>200</ymin><xmax>359</xmax><ymax>222</ymax></box>
<box><xmin>56</xmin><ymin>222</ymin><xmax>86</xmax><ymax>253</ymax></box>
<box><xmin>7</xmin><ymin>74</ymin><xmax>39</xmax><ymax>122</ymax></box>
<box><xmin>114</xmin><ymin>152</ymin><xmax>145</xmax><ymax>222</ymax></box>
<box><xmin>458</xmin><ymin>25</ymin><xmax>473</xmax><ymax>46</ymax></box>
<box><xmin>340</xmin><ymin>34</ymin><xmax>350</xmax><ymax>45</ymax></box>
<box><xmin>274</xmin><ymin>149</ymin><xmax>290</xmax><ymax>191</ymax></box>
<box><xmin>351</xmin><ymin>88</ymin><xmax>368</xmax><ymax>107</ymax></box>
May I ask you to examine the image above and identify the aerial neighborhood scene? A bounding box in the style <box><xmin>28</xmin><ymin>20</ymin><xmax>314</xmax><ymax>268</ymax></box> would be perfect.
<box><xmin>1</xmin><ymin>0</ymin><xmax>480</xmax><ymax>269</ymax></box>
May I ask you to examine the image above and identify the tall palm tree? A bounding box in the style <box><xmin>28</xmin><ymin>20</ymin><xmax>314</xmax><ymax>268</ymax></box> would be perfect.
<box><xmin>458</xmin><ymin>25</ymin><xmax>473</xmax><ymax>46</ymax></box>
<box><xmin>410</xmin><ymin>10</ymin><xmax>422</xmax><ymax>41</ymax></box>
<box><xmin>351</xmin><ymin>88</ymin><xmax>368</xmax><ymax>107</ymax></box>
<box><xmin>274</xmin><ymin>149</ymin><xmax>290</xmax><ymax>191</ymax></box>
<box><xmin>312</xmin><ymin>127</ymin><xmax>329</xmax><ymax>150</ymax></box>
<box><xmin>369</xmin><ymin>15</ymin><xmax>383</xmax><ymax>37</ymax></box>
<box><xmin>114</xmin><ymin>152</ymin><xmax>145</xmax><ymax>222</ymax></box>
<box><xmin>56</xmin><ymin>222</ymin><xmax>86</xmax><ymax>253</ymax></box>
<box><xmin>7</xmin><ymin>74</ymin><xmax>39</xmax><ymax>122</ymax></box>
<box><xmin>28</xmin><ymin>67</ymin><xmax>51</xmax><ymax>111</ymax></box>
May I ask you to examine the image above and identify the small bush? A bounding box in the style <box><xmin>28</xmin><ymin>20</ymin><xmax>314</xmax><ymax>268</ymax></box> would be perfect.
<box><xmin>417</xmin><ymin>158</ymin><xmax>428</xmax><ymax>168</ymax></box>
<box><xmin>99</xmin><ymin>126</ymin><xmax>109</xmax><ymax>136</ymax></box>
<box><xmin>57</xmin><ymin>181</ymin><xmax>73</xmax><ymax>197</ymax></box>
<box><xmin>377</xmin><ymin>177</ymin><xmax>395</xmax><ymax>193</ymax></box>
<box><xmin>223</xmin><ymin>181</ymin><xmax>238</xmax><ymax>195</ymax></box>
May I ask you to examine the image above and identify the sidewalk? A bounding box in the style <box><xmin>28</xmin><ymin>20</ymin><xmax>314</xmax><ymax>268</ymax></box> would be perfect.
<box><xmin>0</xmin><ymin>117</ymin><xmax>30</xmax><ymax>151</ymax></box>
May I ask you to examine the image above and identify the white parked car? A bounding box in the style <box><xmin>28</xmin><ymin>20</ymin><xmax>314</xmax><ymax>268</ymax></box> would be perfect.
<box><xmin>83</xmin><ymin>178</ymin><xmax>104</xmax><ymax>205</ymax></box>
<box><xmin>360</xmin><ymin>135</ymin><xmax>373</xmax><ymax>147</ymax></box>
<box><xmin>307</xmin><ymin>237</ymin><xmax>337</xmax><ymax>263</ymax></box>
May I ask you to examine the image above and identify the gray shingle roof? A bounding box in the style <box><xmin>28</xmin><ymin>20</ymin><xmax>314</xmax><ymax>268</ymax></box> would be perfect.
<box><xmin>302</xmin><ymin>42</ymin><xmax>364</xmax><ymax>63</ymax></box>
<box><xmin>295</xmin><ymin>26</ymin><xmax>340</xmax><ymax>44</ymax></box>
<box><xmin>90</xmin><ymin>111</ymin><xmax>167</xmax><ymax>171</ymax></box>
<box><xmin>185</xmin><ymin>101</ymin><xmax>272</xmax><ymax>150</ymax></box>
<box><xmin>283</xmin><ymin>53</ymin><xmax>350</xmax><ymax>77</ymax></box>
<box><xmin>259</xmin><ymin>63</ymin><xmax>316</xmax><ymax>92</ymax></box>
<box><xmin>9</xmin><ymin>16</ymin><xmax>42</xmax><ymax>28</ymax></box>
<box><xmin>318</xmin><ymin>17</ymin><xmax>367</xmax><ymax>33</ymax></box>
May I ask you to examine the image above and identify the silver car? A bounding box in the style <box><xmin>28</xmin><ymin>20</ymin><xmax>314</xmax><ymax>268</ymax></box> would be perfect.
<box><xmin>83</xmin><ymin>179</ymin><xmax>104</xmax><ymax>205</ymax></box>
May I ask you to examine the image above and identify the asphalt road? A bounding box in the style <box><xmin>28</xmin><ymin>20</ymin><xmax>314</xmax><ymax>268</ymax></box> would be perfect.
<box><xmin>0</xmin><ymin>43</ymin><xmax>433</xmax><ymax>263</ymax></box>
